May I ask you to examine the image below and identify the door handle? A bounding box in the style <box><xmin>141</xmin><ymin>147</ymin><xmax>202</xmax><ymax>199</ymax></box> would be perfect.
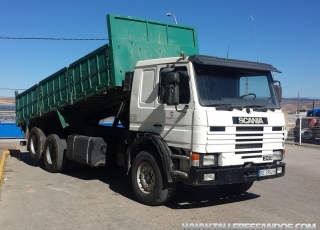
<box><xmin>154</xmin><ymin>124</ymin><xmax>162</xmax><ymax>127</ymax></box>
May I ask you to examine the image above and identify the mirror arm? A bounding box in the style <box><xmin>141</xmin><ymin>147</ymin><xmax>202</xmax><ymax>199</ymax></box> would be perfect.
<box><xmin>273</xmin><ymin>80</ymin><xmax>281</xmax><ymax>86</ymax></box>
<box><xmin>175</xmin><ymin>104</ymin><xmax>189</xmax><ymax>113</ymax></box>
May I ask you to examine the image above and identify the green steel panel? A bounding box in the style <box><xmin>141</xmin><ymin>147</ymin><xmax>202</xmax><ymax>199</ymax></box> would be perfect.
<box><xmin>16</xmin><ymin>14</ymin><xmax>199</xmax><ymax>125</ymax></box>
<box><xmin>15</xmin><ymin>84</ymin><xmax>38</xmax><ymax>125</ymax></box>
<box><xmin>167</xmin><ymin>25</ymin><xmax>197</xmax><ymax>46</ymax></box>
<box><xmin>68</xmin><ymin>44</ymin><xmax>110</xmax><ymax>104</ymax></box>
<box><xmin>107</xmin><ymin>14</ymin><xmax>199</xmax><ymax>86</ymax></box>
<box><xmin>39</xmin><ymin>67</ymin><xmax>68</xmax><ymax>114</ymax></box>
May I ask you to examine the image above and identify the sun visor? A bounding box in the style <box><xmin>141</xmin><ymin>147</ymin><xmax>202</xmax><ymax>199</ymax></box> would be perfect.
<box><xmin>189</xmin><ymin>55</ymin><xmax>281</xmax><ymax>73</ymax></box>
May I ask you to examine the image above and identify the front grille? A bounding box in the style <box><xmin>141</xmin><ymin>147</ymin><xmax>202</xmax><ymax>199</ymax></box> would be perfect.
<box><xmin>272</xmin><ymin>126</ymin><xmax>283</xmax><ymax>131</ymax></box>
<box><xmin>236</xmin><ymin>134</ymin><xmax>263</xmax><ymax>137</ymax></box>
<box><xmin>235</xmin><ymin>127</ymin><xmax>264</xmax><ymax>147</ymax></box>
<box><xmin>235</xmin><ymin>144</ymin><xmax>262</xmax><ymax>149</ymax></box>
<box><xmin>236</xmin><ymin>139</ymin><xmax>263</xmax><ymax>142</ymax></box>
<box><xmin>236</xmin><ymin>127</ymin><xmax>263</xmax><ymax>132</ymax></box>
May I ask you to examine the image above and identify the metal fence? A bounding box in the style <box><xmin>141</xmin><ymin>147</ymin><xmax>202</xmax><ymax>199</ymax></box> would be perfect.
<box><xmin>286</xmin><ymin>115</ymin><xmax>320</xmax><ymax>146</ymax></box>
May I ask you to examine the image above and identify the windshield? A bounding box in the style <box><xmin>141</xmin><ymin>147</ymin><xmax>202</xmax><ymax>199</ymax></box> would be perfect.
<box><xmin>194</xmin><ymin>65</ymin><xmax>280</xmax><ymax>109</ymax></box>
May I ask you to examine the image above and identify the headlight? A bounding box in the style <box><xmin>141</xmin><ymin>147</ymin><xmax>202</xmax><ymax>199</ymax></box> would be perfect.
<box><xmin>273</xmin><ymin>150</ymin><xmax>283</xmax><ymax>160</ymax></box>
<box><xmin>203</xmin><ymin>155</ymin><xmax>218</xmax><ymax>166</ymax></box>
<box><xmin>203</xmin><ymin>173</ymin><xmax>215</xmax><ymax>181</ymax></box>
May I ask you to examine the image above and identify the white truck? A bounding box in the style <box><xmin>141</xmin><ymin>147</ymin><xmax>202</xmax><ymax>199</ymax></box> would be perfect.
<box><xmin>16</xmin><ymin>14</ymin><xmax>285</xmax><ymax>206</ymax></box>
<box><xmin>128</xmin><ymin>54</ymin><xmax>285</xmax><ymax>203</ymax></box>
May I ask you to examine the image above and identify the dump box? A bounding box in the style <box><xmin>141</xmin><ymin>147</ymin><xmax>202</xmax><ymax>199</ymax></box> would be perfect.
<box><xmin>16</xmin><ymin>14</ymin><xmax>199</xmax><ymax>127</ymax></box>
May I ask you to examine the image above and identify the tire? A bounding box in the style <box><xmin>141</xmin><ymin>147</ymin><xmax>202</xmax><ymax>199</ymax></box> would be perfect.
<box><xmin>217</xmin><ymin>181</ymin><xmax>254</xmax><ymax>195</ymax></box>
<box><xmin>131</xmin><ymin>151</ymin><xmax>176</xmax><ymax>206</ymax></box>
<box><xmin>43</xmin><ymin>134</ymin><xmax>67</xmax><ymax>173</ymax></box>
<box><xmin>28</xmin><ymin>127</ymin><xmax>46</xmax><ymax>162</ymax></box>
<box><xmin>301</xmin><ymin>128</ymin><xmax>313</xmax><ymax>140</ymax></box>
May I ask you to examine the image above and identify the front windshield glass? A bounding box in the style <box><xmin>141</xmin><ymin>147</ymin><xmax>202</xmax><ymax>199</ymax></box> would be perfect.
<box><xmin>194</xmin><ymin>65</ymin><xmax>280</xmax><ymax>109</ymax></box>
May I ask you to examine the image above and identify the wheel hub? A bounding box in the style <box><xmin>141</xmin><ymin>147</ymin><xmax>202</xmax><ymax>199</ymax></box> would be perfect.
<box><xmin>30</xmin><ymin>135</ymin><xmax>37</xmax><ymax>155</ymax></box>
<box><xmin>137</xmin><ymin>162</ymin><xmax>155</xmax><ymax>194</ymax></box>
<box><xmin>46</xmin><ymin>143</ymin><xmax>55</xmax><ymax>165</ymax></box>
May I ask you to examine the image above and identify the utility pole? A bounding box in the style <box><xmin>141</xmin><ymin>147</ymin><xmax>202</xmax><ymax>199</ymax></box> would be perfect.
<box><xmin>297</xmin><ymin>92</ymin><xmax>300</xmax><ymax>114</ymax></box>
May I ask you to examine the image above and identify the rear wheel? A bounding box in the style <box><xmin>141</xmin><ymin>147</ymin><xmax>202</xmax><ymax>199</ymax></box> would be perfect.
<box><xmin>43</xmin><ymin>134</ymin><xmax>67</xmax><ymax>173</ymax></box>
<box><xmin>131</xmin><ymin>151</ymin><xmax>176</xmax><ymax>206</ymax></box>
<box><xmin>217</xmin><ymin>181</ymin><xmax>254</xmax><ymax>195</ymax></box>
<box><xmin>28</xmin><ymin>127</ymin><xmax>46</xmax><ymax>162</ymax></box>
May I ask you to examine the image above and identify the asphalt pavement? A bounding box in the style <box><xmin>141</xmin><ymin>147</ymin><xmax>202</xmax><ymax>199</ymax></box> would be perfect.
<box><xmin>0</xmin><ymin>141</ymin><xmax>319</xmax><ymax>230</ymax></box>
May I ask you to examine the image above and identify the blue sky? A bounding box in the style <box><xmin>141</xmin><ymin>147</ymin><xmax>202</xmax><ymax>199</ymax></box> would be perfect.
<box><xmin>0</xmin><ymin>0</ymin><xmax>319</xmax><ymax>98</ymax></box>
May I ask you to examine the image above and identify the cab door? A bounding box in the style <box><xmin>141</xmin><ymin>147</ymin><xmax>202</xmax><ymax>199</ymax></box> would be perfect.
<box><xmin>153</xmin><ymin>64</ymin><xmax>193</xmax><ymax>149</ymax></box>
<box><xmin>129</xmin><ymin>67</ymin><xmax>157</xmax><ymax>132</ymax></box>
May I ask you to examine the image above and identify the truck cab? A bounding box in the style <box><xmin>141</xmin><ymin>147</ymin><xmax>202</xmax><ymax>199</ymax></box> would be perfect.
<box><xmin>129</xmin><ymin>54</ymin><xmax>285</xmax><ymax>189</ymax></box>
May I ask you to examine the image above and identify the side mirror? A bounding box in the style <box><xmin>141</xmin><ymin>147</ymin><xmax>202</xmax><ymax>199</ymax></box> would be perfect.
<box><xmin>166</xmin><ymin>72</ymin><xmax>180</xmax><ymax>84</ymax></box>
<box><xmin>165</xmin><ymin>72</ymin><xmax>180</xmax><ymax>105</ymax></box>
<box><xmin>274</xmin><ymin>81</ymin><xmax>282</xmax><ymax>102</ymax></box>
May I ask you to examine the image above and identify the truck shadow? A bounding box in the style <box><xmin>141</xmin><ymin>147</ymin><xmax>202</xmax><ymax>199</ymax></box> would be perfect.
<box><xmin>66</xmin><ymin>167</ymin><xmax>260</xmax><ymax>209</ymax></box>
<box><xmin>9</xmin><ymin>151</ymin><xmax>40</xmax><ymax>167</ymax></box>
<box><xmin>166</xmin><ymin>184</ymin><xmax>259</xmax><ymax>209</ymax></box>
<box><xmin>11</xmin><ymin>152</ymin><xmax>260</xmax><ymax>209</ymax></box>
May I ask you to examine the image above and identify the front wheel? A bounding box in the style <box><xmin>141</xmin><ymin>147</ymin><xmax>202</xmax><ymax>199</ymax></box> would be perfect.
<box><xmin>131</xmin><ymin>151</ymin><xmax>176</xmax><ymax>206</ymax></box>
<box><xmin>217</xmin><ymin>181</ymin><xmax>254</xmax><ymax>195</ymax></box>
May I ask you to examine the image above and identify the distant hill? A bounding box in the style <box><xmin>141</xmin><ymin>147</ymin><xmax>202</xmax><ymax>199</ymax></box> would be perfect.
<box><xmin>0</xmin><ymin>96</ymin><xmax>15</xmax><ymax>105</ymax></box>
<box><xmin>283</xmin><ymin>97</ymin><xmax>320</xmax><ymax>101</ymax></box>
<box><xmin>281</xmin><ymin>98</ymin><xmax>320</xmax><ymax>114</ymax></box>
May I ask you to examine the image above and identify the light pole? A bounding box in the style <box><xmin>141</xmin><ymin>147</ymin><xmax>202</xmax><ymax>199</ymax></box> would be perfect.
<box><xmin>166</xmin><ymin>13</ymin><xmax>177</xmax><ymax>24</ymax></box>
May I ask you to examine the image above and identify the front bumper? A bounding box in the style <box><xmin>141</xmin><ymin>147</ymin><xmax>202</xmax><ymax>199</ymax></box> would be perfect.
<box><xmin>183</xmin><ymin>162</ymin><xmax>285</xmax><ymax>185</ymax></box>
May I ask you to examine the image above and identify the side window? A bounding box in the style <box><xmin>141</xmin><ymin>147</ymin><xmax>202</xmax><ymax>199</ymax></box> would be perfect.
<box><xmin>159</xmin><ymin>67</ymin><xmax>190</xmax><ymax>104</ymax></box>
<box><xmin>140</xmin><ymin>69</ymin><xmax>155</xmax><ymax>104</ymax></box>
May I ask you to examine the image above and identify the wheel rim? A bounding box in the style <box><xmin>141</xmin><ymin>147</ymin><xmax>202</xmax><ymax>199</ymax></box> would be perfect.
<box><xmin>30</xmin><ymin>135</ymin><xmax>37</xmax><ymax>155</ymax></box>
<box><xmin>45</xmin><ymin>142</ymin><xmax>55</xmax><ymax>165</ymax></box>
<box><xmin>302</xmin><ymin>128</ymin><xmax>313</xmax><ymax>139</ymax></box>
<box><xmin>136</xmin><ymin>162</ymin><xmax>156</xmax><ymax>194</ymax></box>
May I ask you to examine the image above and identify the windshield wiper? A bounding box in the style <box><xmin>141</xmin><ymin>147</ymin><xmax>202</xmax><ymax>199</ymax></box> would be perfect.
<box><xmin>210</xmin><ymin>103</ymin><xmax>233</xmax><ymax>107</ymax></box>
<box><xmin>243</xmin><ymin>105</ymin><xmax>264</xmax><ymax>108</ymax></box>
<box><xmin>207</xmin><ymin>103</ymin><xmax>241</xmax><ymax>111</ymax></box>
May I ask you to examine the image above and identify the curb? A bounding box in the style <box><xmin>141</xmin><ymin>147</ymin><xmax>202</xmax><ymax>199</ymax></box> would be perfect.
<box><xmin>285</xmin><ymin>140</ymin><xmax>320</xmax><ymax>149</ymax></box>
<box><xmin>0</xmin><ymin>150</ymin><xmax>10</xmax><ymax>188</ymax></box>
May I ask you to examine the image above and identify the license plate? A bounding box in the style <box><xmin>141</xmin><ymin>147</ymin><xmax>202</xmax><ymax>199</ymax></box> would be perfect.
<box><xmin>258</xmin><ymin>168</ymin><xmax>276</xmax><ymax>177</ymax></box>
<box><xmin>263</xmin><ymin>155</ymin><xmax>273</xmax><ymax>161</ymax></box>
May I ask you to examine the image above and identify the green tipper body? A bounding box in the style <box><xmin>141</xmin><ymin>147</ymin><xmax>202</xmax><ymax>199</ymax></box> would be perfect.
<box><xmin>15</xmin><ymin>14</ymin><xmax>199</xmax><ymax>126</ymax></box>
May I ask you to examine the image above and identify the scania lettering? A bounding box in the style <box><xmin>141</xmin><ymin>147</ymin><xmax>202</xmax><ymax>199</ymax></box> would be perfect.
<box><xmin>15</xmin><ymin>14</ymin><xmax>286</xmax><ymax>206</ymax></box>
<box><xmin>238</xmin><ymin>117</ymin><xmax>265</xmax><ymax>124</ymax></box>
